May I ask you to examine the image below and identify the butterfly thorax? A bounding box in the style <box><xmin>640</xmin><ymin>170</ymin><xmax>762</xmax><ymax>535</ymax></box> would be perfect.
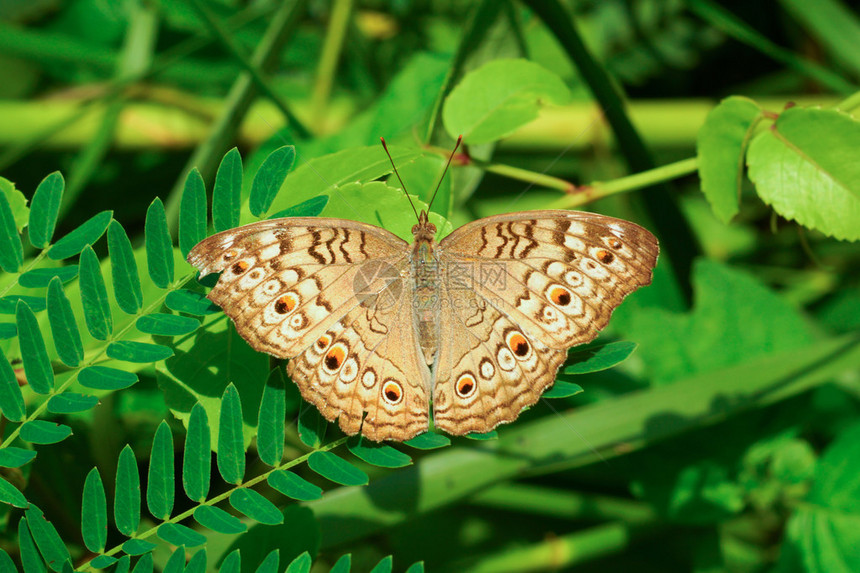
<box><xmin>411</xmin><ymin>211</ymin><xmax>441</xmax><ymax>366</ymax></box>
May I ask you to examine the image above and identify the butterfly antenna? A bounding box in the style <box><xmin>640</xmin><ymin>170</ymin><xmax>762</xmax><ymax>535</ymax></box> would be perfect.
<box><xmin>427</xmin><ymin>135</ymin><xmax>463</xmax><ymax>213</ymax></box>
<box><xmin>380</xmin><ymin>137</ymin><xmax>420</xmax><ymax>222</ymax></box>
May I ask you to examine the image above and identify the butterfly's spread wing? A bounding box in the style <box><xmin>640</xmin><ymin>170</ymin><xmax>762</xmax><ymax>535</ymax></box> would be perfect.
<box><xmin>187</xmin><ymin>217</ymin><xmax>430</xmax><ymax>441</ymax></box>
<box><xmin>433</xmin><ymin>210</ymin><xmax>658</xmax><ymax>435</ymax></box>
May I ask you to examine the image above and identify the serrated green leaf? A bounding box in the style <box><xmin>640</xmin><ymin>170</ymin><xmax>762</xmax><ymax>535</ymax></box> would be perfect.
<box><xmin>308</xmin><ymin>451</ymin><xmax>368</xmax><ymax>486</ymax></box>
<box><xmin>145</xmin><ymin>198</ymin><xmax>174</xmax><ymax>288</ymax></box>
<box><xmin>147</xmin><ymin>422</ymin><xmax>174</xmax><ymax>520</ymax></box>
<box><xmin>122</xmin><ymin>539</ymin><xmax>156</xmax><ymax>556</ymax></box>
<box><xmin>180</xmin><ymin>168</ymin><xmax>207</xmax><ymax>258</ymax></box>
<box><xmin>220</xmin><ymin>550</ymin><xmax>241</xmax><ymax>573</ymax></box>
<box><xmin>0</xmin><ymin>187</ymin><xmax>23</xmax><ymax>272</ymax></box>
<box><xmin>20</xmin><ymin>421</ymin><xmax>72</xmax><ymax>444</ymax></box>
<box><xmin>696</xmin><ymin>96</ymin><xmax>763</xmax><ymax>223</ymax></box>
<box><xmin>18</xmin><ymin>266</ymin><xmax>79</xmax><ymax>288</ymax></box>
<box><xmin>286</xmin><ymin>552</ymin><xmax>311</xmax><ymax>573</ymax></box>
<box><xmin>0</xmin><ymin>447</ymin><xmax>36</xmax><ymax>468</ymax></box>
<box><xmin>115</xmin><ymin>445</ymin><xmax>140</xmax><ymax>536</ymax></box>
<box><xmin>369</xmin><ymin>556</ymin><xmax>392</xmax><ymax>573</ymax></box>
<box><xmin>218</xmin><ymin>384</ymin><xmax>245</xmax><ymax>484</ymax></box>
<box><xmin>0</xmin><ymin>477</ymin><xmax>27</xmax><ymax>508</ymax></box>
<box><xmin>267</xmin><ymin>195</ymin><xmax>329</xmax><ymax>220</ymax></box>
<box><xmin>542</xmin><ymin>380</ymin><xmax>584</xmax><ymax>399</ymax></box>
<box><xmin>78</xmin><ymin>246</ymin><xmax>112</xmax><ymax>339</ymax></box>
<box><xmin>48</xmin><ymin>210</ymin><xmax>111</xmax><ymax>260</ymax></box>
<box><xmin>157</xmin><ymin>523</ymin><xmax>206</xmax><ymax>547</ymax></box>
<box><xmin>0</xmin><ymin>352</ymin><xmax>26</xmax><ymax>422</ymax></box>
<box><xmin>347</xmin><ymin>438</ymin><xmax>412</xmax><ymax>468</ymax></box>
<box><xmin>230</xmin><ymin>489</ymin><xmax>283</xmax><ymax>525</ymax></box>
<box><xmin>16</xmin><ymin>301</ymin><xmax>54</xmax><ymax>394</ymax></box>
<box><xmin>298</xmin><ymin>405</ymin><xmax>327</xmax><ymax>448</ymax></box>
<box><xmin>268</xmin><ymin>470</ymin><xmax>323</xmax><ymax>501</ymax></box>
<box><xmin>106</xmin><ymin>341</ymin><xmax>174</xmax><ymax>363</ymax></box>
<box><xmin>19</xmin><ymin>519</ymin><xmax>46</xmax><ymax>573</ymax></box>
<box><xmin>25</xmin><ymin>506</ymin><xmax>71</xmax><ymax>572</ymax></box>
<box><xmin>564</xmin><ymin>341</ymin><xmax>638</xmax><ymax>375</ymax></box>
<box><xmin>184</xmin><ymin>403</ymin><xmax>211</xmax><ymax>502</ymax></box>
<box><xmin>0</xmin><ymin>294</ymin><xmax>46</xmax><ymax>314</ymax></box>
<box><xmin>29</xmin><ymin>171</ymin><xmax>64</xmax><ymax>249</ymax></box>
<box><xmin>164</xmin><ymin>289</ymin><xmax>220</xmax><ymax>315</ymax></box>
<box><xmin>213</xmin><ymin>148</ymin><xmax>243</xmax><ymax>232</ymax></box>
<box><xmin>250</xmin><ymin>146</ymin><xmax>295</xmax><ymax>217</ymax></box>
<box><xmin>747</xmin><ymin>106</ymin><xmax>860</xmax><ymax>240</ymax></box>
<box><xmin>404</xmin><ymin>432</ymin><xmax>450</xmax><ymax>450</ymax></box>
<box><xmin>193</xmin><ymin>505</ymin><xmax>246</xmax><ymax>534</ymax></box>
<box><xmin>47</xmin><ymin>393</ymin><xmax>98</xmax><ymax>414</ymax></box>
<box><xmin>46</xmin><ymin>277</ymin><xmax>83</xmax><ymax>367</ymax></box>
<box><xmin>0</xmin><ymin>322</ymin><xmax>16</xmax><ymax>339</ymax></box>
<box><xmin>78</xmin><ymin>366</ymin><xmax>137</xmax><ymax>390</ymax></box>
<box><xmin>82</xmin><ymin>469</ymin><xmax>107</xmax><ymax>553</ymax></box>
<box><xmin>258</xmin><ymin>369</ymin><xmax>285</xmax><ymax>467</ymax></box>
<box><xmin>136</xmin><ymin>313</ymin><xmax>199</xmax><ymax>336</ymax></box>
<box><xmin>329</xmin><ymin>554</ymin><xmax>350</xmax><ymax>573</ymax></box>
<box><xmin>107</xmin><ymin>221</ymin><xmax>143</xmax><ymax>314</ymax></box>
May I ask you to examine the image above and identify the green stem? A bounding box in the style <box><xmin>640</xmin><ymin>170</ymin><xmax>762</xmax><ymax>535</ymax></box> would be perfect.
<box><xmin>311</xmin><ymin>0</ymin><xmax>354</xmax><ymax>125</ymax></box>
<box><xmin>0</xmin><ymin>249</ymin><xmax>48</xmax><ymax>298</ymax></box>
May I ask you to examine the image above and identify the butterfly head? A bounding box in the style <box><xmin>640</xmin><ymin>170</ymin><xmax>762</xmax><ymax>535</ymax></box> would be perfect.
<box><xmin>411</xmin><ymin>210</ymin><xmax>437</xmax><ymax>243</ymax></box>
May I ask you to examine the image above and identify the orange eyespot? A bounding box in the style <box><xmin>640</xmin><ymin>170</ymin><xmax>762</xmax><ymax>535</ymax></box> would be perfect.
<box><xmin>549</xmin><ymin>286</ymin><xmax>572</xmax><ymax>306</ymax></box>
<box><xmin>456</xmin><ymin>374</ymin><xmax>477</xmax><ymax>398</ymax></box>
<box><xmin>609</xmin><ymin>239</ymin><xmax>622</xmax><ymax>249</ymax></box>
<box><xmin>507</xmin><ymin>332</ymin><xmax>530</xmax><ymax>358</ymax></box>
<box><xmin>596</xmin><ymin>249</ymin><xmax>614</xmax><ymax>264</ymax></box>
<box><xmin>324</xmin><ymin>345</ymin><xmax>346</xmax><ymax>371</ymax></box>
<box><xmin>382</xmin><ymin>380</ymin><xmax>403</xmax><ymax>404</ymax></box>
<box><xmin>275</xmin><ymin>293</ymin><xmax>298</xmax><ymax>314</ymax></box>
<box><xmin>232</xmin><ymin>261</ymin><xmax>249</xmax><ymax>274</ymax></box>
<box><xmin>316</xmin><ymin>335</ymin><xmax>331</xmax><ymax>350</ymax></box>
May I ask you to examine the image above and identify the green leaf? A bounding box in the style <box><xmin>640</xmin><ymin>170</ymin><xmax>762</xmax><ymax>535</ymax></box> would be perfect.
<box><xmin>186</xmin><ymin>549</ymin><xmax>207</xmax><ymax>573</ymax></box>
<box><xmin>145</xmin><ymin>198</ymin><xmax>174</xmax><ymax>288</ymax></box>
<box><xmin>298</xmin><ymin>406</ymin><xmax>327</xmax><ymax>448</ymax></box>
<box><xmin>466</xmin><ymin>431</ymin><xmax>498</xmax><ymax>441</ymax></box>
<box><xmin>258</xmin><ymin>369</ymin><xmax>285</xmax><ymax>467</ymax></box>
<box><xmin>106</xmin><ymin>341</ymin><xmax>174</xmax><ymax>363</ymax></box>
<box><xmin>46</xmin><ymin>277</ymin><xmax>83</xmax><ymax>367</ymax></box>
<box><xmin>218</xmin><ymin>384</ymin><xmax>245</xmax><ymax>484</ymax></box>
<box><xmin>747</xmin><ymin>106</ymin><xmax>860</xmax><ymax>240</ymax></box>
<box><xmin>404</xmin><ymin>562</ymin><xmax>424</xmax><ymax>573</ymax></box>
<box><xmin>256</xmin><ymin>550</ymin><xmax>279</xmax><ymax>573</ymax></box>
<box><xmin>442</xmin><ymin>58</ymin><xmax>572</xmax><ymax>145</ymax></box>
<box><xmin>369</xmin><ymin>556</ymin><xmax>393</xmax><ymax>573</ymax></box>
<box><xmin>157</xmin><ymin>523</ymin><xmax>206</xmax><ymax>547</ymax></box>
<box><xmin>308</xmin><ymin>451</ymin><xmax>368</xmax><ymax>486</ymax></box>
<box><xmin>180</xmin><ymin>168</ymin><xmax>207</xmax><ymax>259</ymax></box>
<box><xmin>0</xmin><ymin>322</ymin><xmax>16</xmax><ymax>339</ymax></box>
<box><xmin>329</xmin><ymin>554</ymin><xmax>350</xmax><ymax>573</ymax></box>
<box><xmin>285</xmin><ymin>552</ymin><xmax>311</xmax><ymax>573</ymax></box>
<box><xmin>16</xmin><ymin>301</ymin><xmax>54</xmax><ymax>394</ymax></box>
<box><xmin>20</xmin><ymin>421</ymin><xmax>72</xmax><ymax>444</ymax></box>
<box><xmin>90</xmin><ymin>555</ymin><xmax>118</xmax><ymax>569</ymax></box>
<box><xmin>0</xmin><ymin>352</ymin><xmax>26</xmax><ymax>422</ymax></box>
<box><xmin>122</xmin><ymin>539</ymin><xmax>156</xmax><ymax>556</ymax></box>
<box><xmin>25</xmin><ymin>506</ymin><xmax>71</xmax><ymax>572</ymax></box>
<box><xmin>115</xmin><ymin>445</ymin><xmax>140</xmax><ymax>536</ymax></box>
<box><xmin>163</xmin><ymin>547</ymin><xmax>187</xmax><ymax>573</ymax></box>
<box><xmin>0</xmin><ymin>447</ymin><xmax>37</xmax><ymax>468</ymax></box>
<box><xmin>164</xmin><ymin>289</ymin><xmax>220</xmax><ymax>315</ymax></box>
<box><xmin>18</xmin><ymin>266</ymin><xmax>79</xmax><ymax>288</ymax></box>
<box><xmin>147</xmin><ymin>421</ymin><xmax>174</xmax><ymax>520</ymax></box>
<box><xmin>781</xmin><ymin>0</ymin><xmax>860</xmax><ymax>78</ymax></box>
<box><xmin>19</xmin><ymin>519</ymin><xmax>47</xmax><ymax>573</ymax></box>
<box><xmin>250</xmin><ymin>146</ymin><xmax>296</xmax><ymax>217</ymax></box>
<box><xmin>78</xmin><ymin>246</ymin><xmax>112</xmax><ymax>340</ymax></box>
<box><xmin>404</xmin><ymin>432</ymin><xmax>450</xmax><ymax>450</ymax></box>
<box><xmin>0</xmin><ymin>547</ymin><xmax>17</xmax><ymax>573</ymax></box>
<box><xmin>542</xmin><ymin>380</ymin><xmax>584</xmax><ymax>399</ymax></box>
<box><xmin>136</xmin><ymin>313</ymin><xmax>199</xmax><ymax>336</ymax></box>
<box><xmin>82</xmin><ymin>468</ymin><xmax>107</xmax><ymax>553</ymax></box>
<box><xmin>110</xmin><ymin>555</ymin><xmax>128</xmax><ymax>573</ymax></box>
<box><xmin>696</xmin><ymin>96</ymin><xmax>762</xmax><ymax>223</ymax></box>
<box><xmin>107</xmin><ymin>221</ymin><xmax>143</xmax><ymax>314</ymax></box>
<box><xmin>213</xmin><ymin>148</ymin><xmax>243</xmax><ymax>232</ymax></box>
<box><xmin>268</xmin><ymin>470</ymin><xmax>323</xmax><ymax>501</ymax></box>
<box><xmin>220</xmin><ymin>550</ymin><xmax>241</xmax><ymax>573</ymax></box>
<box><xmin>183</xmin><ymin>403</ymin><xmax>211</xmax><ymax>502</ymax></box>
<box><xmin>0</xmin><ymin>294</ymin><xmax>46</xmax><ymax>314</ymax></box>
<box><xmin>193</xmin><ymin>505</ymin><xmax>246</xmax><ymax>534</ymax></box>
<box><xmin>78</xmin><ymin>366</ymin><xmax>137</xmax><ymax>390</ymax></box>
<box><xmin>0</xmin><ymin>186</ymin><xmax>23</xmax><ymax>272</ymax></box>
<box><xmin>267</xmin><ymin>195</ymin><xmax>329</xmax><ymax>219</ymax></box>
<box><xmin>564</xmin><ymin>341</ymin><xmax>638</xmax><ymax>375</ymax></box>
<box><xmin>229</xmin><ymin>489</ymin><xmax>283</xmax><ymax>525</ymax></box>
<box><xmin>0</xmin><ymin>477</ymin><xmax>27</xmax><ymax>508</ymax></box>
<box><xmin>47</xmin><ymin>393</ymin><xmax>98</xmax><ymax>414</ymax></box>
<box><xmin>48</xmin><ymin>210</ymin><xmax>111</xmax><ymax>260</ymax></box>
<box><xmin>0</xmin><ymin>177</ymin><xmax>27</xmax><ymax>231</ymax></box>
<box><xmin>347</xmin><ymin>438</ymin><xmax>412</xmax><ymax>468</ymax></box>
<box><xmin>28</xmin><ymin>172</ymin><xmax>64</xmax><ymax>249</ymax></box>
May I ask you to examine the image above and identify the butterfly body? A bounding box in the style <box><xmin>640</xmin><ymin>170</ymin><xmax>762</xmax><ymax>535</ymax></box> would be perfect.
<box><xmin>188</xmin><ymin>209</ymin><xmax>658</xmax><ymax>441</ymax></box>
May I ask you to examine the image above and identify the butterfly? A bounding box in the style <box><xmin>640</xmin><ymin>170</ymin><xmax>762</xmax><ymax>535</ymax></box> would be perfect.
<box><xmin>187</xmin><ymin>142</ymin><xmax>658</xmax><ymax>441</ymax></box>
